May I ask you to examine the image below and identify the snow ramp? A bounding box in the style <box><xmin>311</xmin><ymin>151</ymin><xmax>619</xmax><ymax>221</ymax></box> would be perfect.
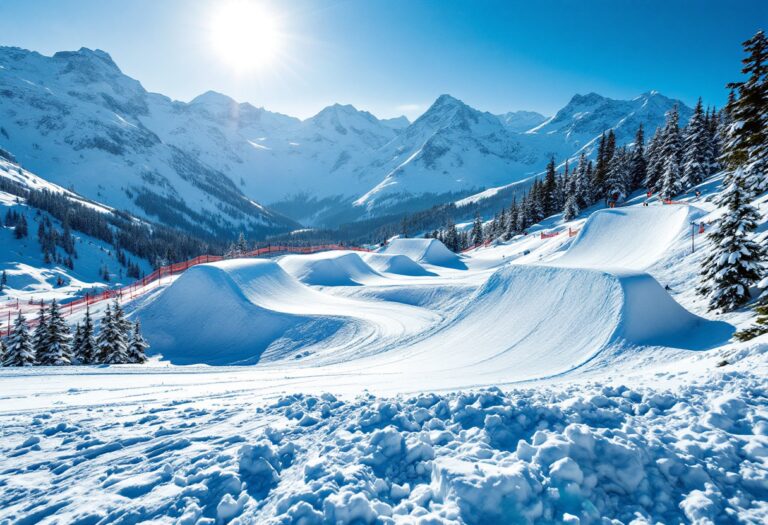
<box><xmin>381</xmin><ymin>238</ymin><xmax>466</xmax><ymax>269</ymax></box>
<box><xmin>135</xmin><ymin>259</ymin><xmax>346</xmax><ymax>365</ymax></box>
<box><xmin>363</xmin><ymin>253</ymin><xmax>436</xmax><ymax>276</ymax></box>
<box><xmin>556</xmin><ymin>205</ymin><xmax>702</xmax><ymax>270</ymax></box>
<box><xmin>278</xmin><ymin>251</ymin><xmax>383</xmax><ymax>286</ymax></box>
<box><xmin>372</xmin><ymin>264</ymin><xmax>732</xmax><ymax>383</ymax></box>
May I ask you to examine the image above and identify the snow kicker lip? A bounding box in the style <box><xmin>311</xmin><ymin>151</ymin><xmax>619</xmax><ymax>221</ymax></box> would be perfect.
<box><xmin>365</xmin><ymin>263</ymin><xmax>733</xmax><ymax>385</ymax></box>
<box><xmin>380</xmin><ymin>238</ymin><xmax>467</xmax><ymax>270</ymax></box>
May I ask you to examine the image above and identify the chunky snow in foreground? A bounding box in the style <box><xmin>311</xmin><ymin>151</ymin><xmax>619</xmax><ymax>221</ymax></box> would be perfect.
<box><xmin>1</xmin><ymin>199</ymin><xmax>767</xmax><ymax>524</ymax></box>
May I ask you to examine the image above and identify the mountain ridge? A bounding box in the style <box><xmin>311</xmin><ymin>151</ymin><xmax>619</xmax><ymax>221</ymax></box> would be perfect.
<box><xmin>0</xmin><ymin>45</ymin><xmax>693</xmax><ymax>229</ymax></box>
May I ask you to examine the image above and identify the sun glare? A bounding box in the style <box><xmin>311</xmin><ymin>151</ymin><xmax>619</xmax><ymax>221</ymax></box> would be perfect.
<box><xmin>210</xmin><ymin>1</ymin><xmax>283</xmax><ymax>71</ymax></box>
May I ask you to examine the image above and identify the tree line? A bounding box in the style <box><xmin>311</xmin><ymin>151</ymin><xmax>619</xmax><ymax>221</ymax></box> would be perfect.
<box><xmin>0</xmin><ymin>300</ymin><xmax>149</xmax><ymax>367</ymax></box>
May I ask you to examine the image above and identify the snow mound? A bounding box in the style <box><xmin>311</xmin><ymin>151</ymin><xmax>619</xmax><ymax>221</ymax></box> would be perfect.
<box><xmin>362</xmin><ymin>253</ymin><xmax>435</xmax><ymax>276</ymax></box>
<box><xmin>278</xmin><ymin>251</ymin><xmax>383</xmax><ymax>286</ymax></box>
<box><xmin>381</xmin><ymin>238</ymin><xmax>466</xmax><ymax>269</ymax></box>
<box><xmin>378</xmin><ymin>264</ymin><xmax>732</xmax><ymax>382</ymax></box>
<box><xmin>557</xmin><ymin>205</ymin><xmax>702</xmax><ymax>270</ymax></box>
<box><xmin>135</xmin><ymin>259</ymin><xmax>344</xmax><ymax>365</ymax></box>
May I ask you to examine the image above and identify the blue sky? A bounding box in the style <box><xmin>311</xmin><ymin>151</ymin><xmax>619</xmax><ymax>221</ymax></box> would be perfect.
<box><xmin>0</xmin><ymin>0</ymin><xmax>764</xmax><ymax>120</ymax></box>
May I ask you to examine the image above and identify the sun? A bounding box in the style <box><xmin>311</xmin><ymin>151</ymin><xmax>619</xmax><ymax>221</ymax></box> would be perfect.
<box><xmin>210</xmin><ymin>1</ymin><xmax>284</xmax><ymax>71</ymax></box>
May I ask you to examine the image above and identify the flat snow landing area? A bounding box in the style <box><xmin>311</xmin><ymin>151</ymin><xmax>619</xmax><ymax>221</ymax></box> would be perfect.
<box><xmin>1</xmin><ymin>210</ymin><xmax>766</xmax><ymax>524</ymax></box>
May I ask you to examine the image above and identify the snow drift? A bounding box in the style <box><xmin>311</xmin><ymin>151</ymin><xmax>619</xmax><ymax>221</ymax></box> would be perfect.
<box><xmin>278</xmin><ymin>251</ymin><xmax>383</xmax><ymax>286</ymax></box>
<box><xmin>135</xmin><ymin>260</ymin><xmax>345</xmax><ymax>365</ymax></box>
<box><xmin>362</xmin><ymin>253</ymin><xmax>435</xmax><ymax>276</ymax></box>
<box><xmin>381</xmin><ymin>238</ymin><xmax>466</xmax><ymax>269</ymax></box>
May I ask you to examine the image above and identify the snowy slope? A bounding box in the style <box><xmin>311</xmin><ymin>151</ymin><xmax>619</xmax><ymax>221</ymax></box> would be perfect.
<box><xmin>0</xmin><ymin>183</ymin><xmax>765</xmax><ymax>524</ymax></box>
<box><xmin>0</xmin><ymin>158</ymin><xmax>152</xmax><ymax>307</ymax></box>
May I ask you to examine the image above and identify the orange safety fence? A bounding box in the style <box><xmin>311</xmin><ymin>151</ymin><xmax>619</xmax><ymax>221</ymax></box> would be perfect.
<box><xmin>540</xmin><ymin>231</ymin><xmax>561</xmax><ymax>239</ymax></box>
<box><xmin>0</xmin><ymin>243</ymin><xmax>372</xmax><ymax>337</ymax></box>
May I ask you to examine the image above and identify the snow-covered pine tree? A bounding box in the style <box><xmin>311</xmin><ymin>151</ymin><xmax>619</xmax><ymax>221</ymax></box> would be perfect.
<box><xmin>77</xmin><ymin>307</ymin><xmax>98</xmax><ymax>364</ymax></box>
<box><xmin>682</xmin><ymin>98</ymin><xmax>709</xmax><ymax>190</ymax></box>
<box><xmin>39</xmin><ymin>299</ymin><xmax>72</xmax><ymax>366</ymax></box>
<box><xmin>542</xmin><ymin>157</ymin><xmax>557</xmax><ymax>216</ymax></box>
<box><xmin>96</xmin><ymin>303</ymin><xmax>112</xmax><ymax>363</ymax></box>
<box><xmin>562</xmin><ymin>173</ymin><xmax>580</xmax><ymax>221</ymax></box>
<box><xmin>0</xmin><ymin>338</ymin><xmax>5</xmax><ymax>365</ymax></box>
<box><xmin>516</xmin><ymin>194</ymin><xmax>530</xmax><ymax>232</ymax></box>
<box><xmin>659</xmin><ymin>106</ymin><xmax>683</xmax><ymax>201</ymax></box>
<box><xmin>629</xmin><ymin>124</ymin><xmax>646</xmax><ymax>190</ymax></box>
<box><xmin>470</xmin><ymin>213</ymin><xmax>484</xmax><ymax>246</ymax></box>
<box><xmin>698</xmin><ymin>170</ymin><xmax>766</xmax><ymax>311</ymax></box>
<box><xmin>127</xmin><ymin>321</ymin><xmax>149</xmax><ymax>364</ymax></box>
<box><xmin>644</xmin><ymin>127</ymin><xmax>664</xmax><ymax>193</ymax></box>
<box><xmin>98</xmin><ymin>302</ymin><xmax>130</xmax><ymax>364</ymax></box>
<box><xmin>724</xmin><ymin>30</ymin><xmax>768</xmax><ymax>196</ymax></box>
<box><xmin>4</xmin><ymin>313</ymin><xmax>35</xmax><ymax>366</ymax></box>
<box><xmin>505</xmin><ymin>199</ymin><xmax>519</xmax><ymax>240</ymax></box>
<box><xmin>706</xmin><ymin>108</ymin><xmax>722</xmax><ymax>176</ymax></box>
<box><xmin>32</xmin><ymin>303</ymin><xmax>49</xmax><ymax>362</ymax></box>
<box><xmin>605</xmin><ymin>147</ymin><xmax>630</xmax><ymax>203</ymax></box>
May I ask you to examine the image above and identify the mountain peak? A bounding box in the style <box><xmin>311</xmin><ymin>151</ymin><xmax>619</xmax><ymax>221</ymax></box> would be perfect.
<box><xmin>53</xmin><ymin>47</ymin><xmax>118</xmax><ymax>69</ymax></box>
<box><xmin>190</xmin><ymin>90</ymin><xmax>236</xmax><ymax>107</ymax></box>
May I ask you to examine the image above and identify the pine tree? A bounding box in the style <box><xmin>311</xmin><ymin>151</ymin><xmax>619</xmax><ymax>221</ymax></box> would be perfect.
<box><xmin>629</xmin><ymin>124</ymin><xmax>647</xmax><ymax>190</ymax></box>
<box><xmin>4</xmin><ymin>313</ymin><xmax>35</xmax><ymax>366</ymax></box>
<box><xmin>32</xmin><ymin>303</ymin><xmax>49</xmax><ymax>362</ymax></box>
<box><xmin>77</xmin><ymin>307</ymin><xmax>98</xmax><ymax>364</ymax></box>
<box><xmin>470</xmin><ymin>213</ymin><xmax>484</xmax><ymax>246</ymax></box>
<box><xmin>682</xmin><ymin>98</ymin><xmax>709</xmax><ymax>189</ymax></box>
<box><xmin>38</xmin><ymin>300</ymin><xmax>72</xmax><ymax>366</ymax></box>
<box><xmin>706</xmin><ymin>108</ymin><xmax>722</xmax><ymax>176</ymax></box>
<box><xmin>659</xmin><ymin>106</ymin><xmax>683</xmax><ymax>200</ymax></box>
<box><xmin>723</xmin><ymin>30</ymin><xmax>768</xmax><ymax>196</ymax></box>
<box><xmin>542</xmin><ymin>157</ymin><xmax>557</xmax><ymax>216</ymax></box>
<box><xmin>127</xmin><ymin>321</ymin><xmax>149</xmax><ymax>364</ymax></box>
<box><xmin>644</xmin><ymin>127</ymin><xmax>664</xmax><ymax>192</ymax></box>
<box><xmin>0</xmin><ymin>337</ymin><xmax>5</xmax><ymax>365</ymax></box>
<box><xmin>698</xmin><ymin>171</ymin><xmax>766</xmax><ymax>312</ymax></box>
<box><xmin>562</xmin><ymin>173</ymin><xmax>580</xmax><ymax>221</ymax></box>
<box><xmin>505</xmin><ymin>199</ymin><xmax>519</xmax><ymax>240</ymax></box>
<box><xmin>97</xmin><ymin>303</ymin><xmax>130</xmax><ymax>364</ymax></box>
<box><xmin>605</xmin><ymin>147</ymin><xmax>630</xmax><ymax>203</ymax></box>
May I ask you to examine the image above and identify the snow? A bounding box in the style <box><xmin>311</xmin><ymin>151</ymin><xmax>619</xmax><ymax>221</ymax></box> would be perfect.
<box><xmin>0</xmin><ymin>175</ymin><xmax>766</xmax><ymax>523</ymax></box>
<box><xmin>278</xmin><ymin>251</ymin><xmax>385</xmax><ymax>286</ymax></box>
<box><xmin>381</xmin><ymin>239</ymin><xmax>467</xmax><ymax>270</ymax></box>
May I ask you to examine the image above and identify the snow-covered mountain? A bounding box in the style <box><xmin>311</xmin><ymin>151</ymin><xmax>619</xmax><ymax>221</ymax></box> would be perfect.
<box><xmin>0</xmin><ymin>46</ymin><xmax>692</xmax><ymax>229</ymax></box>
<box><xmin>496</xmin><ymin>110</ymin><xmax>548</xmax><ymax>132</ymax></box>
<box><xmin>0</xmin><ymin>47</ymin><xmax>298</xmax><ymax>238</ymax></box>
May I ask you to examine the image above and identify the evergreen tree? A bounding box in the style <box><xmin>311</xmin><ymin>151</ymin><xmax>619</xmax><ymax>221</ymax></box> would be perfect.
<box><xmin>38</xmin><ymin>300</ymin><xmax>72</xmax><ymax>366</ymax></box>
<box><xmin>0</xmin><ymin>337</ymin><xmax>5</xmax><ymax>366</ymax></box>
<box><xmin>644</xmin><ymin>127</ymin><xmax>664</xmax><ymax>192</ymax></box>
<box><xmin>470</xmin><ymin>213</ymin><xmax>484</xmax><ymax>246</ymax></box>
<box><xmin>97</xmin><ymin>303</ymin><xmax>130</xmax><ymax>364</ymax></box>
<box><xmin>32</xmin><ymin>303</ymin><xmax>49</xmax><ymax>361</ymax></box>
<box><xmin>77</xmin><ymin>307</ymin><xmax>98</xmax><ymax>364</ymax></box>
<box><xmin>542</xmin><ymin>157</ymin><xmax>557</xmax><ymax>216</ymax></box>
<box><xmin>706</xmin><ymin>108</ymin><xmax>722</xmax><ymax>176</ymax></box>
<box><xmin>698</xmin><ymin>171</ymin><xmax>765</xmax><ymax>311</ymax></box>
<box><xmin>629</xmin><ymin>124</ymin><xmax>647</xmax><ymax>190</ymax></box>
<box><xmin>682</xmin><ymin>98</ymin><xmax>709</xmax><ymax>189</ymax></box>
<box><xmin>127</xmin><ymin>321</ymin><xmax>149</xmax><ymax>364</ymax></box>
<box><xmin>605</xmin><ymin>147</ymin><xmax>630</xmax><ymax>203</ymax></box>
<box><xmin>659</xmin><ymin>106</ymin><xmax>683</xmax><ymax>200</ymax></box>
<box><xmin>723</xmin><ymin>30</ymin><xmax>768</xmax><ymax>196</ymax></box>
<box><xmin>4</xmin><ymin>313</ymin><xmax>35</xmax><ymax>367</ymax></box>
<box><xmin>562</xmin><ymin>173</ymin><xmax>580</xmax><ymax>221</ymax></box>
<box><xmin>505</xmin><ymin>199</ymin><xmax>519</xmax><ymax>240</ymax></box>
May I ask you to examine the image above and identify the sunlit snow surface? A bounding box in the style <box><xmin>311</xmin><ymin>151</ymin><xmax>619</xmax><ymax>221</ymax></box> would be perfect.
<box><xmin>1</xmin><ymin>198</ymin><xmax>767</xmax><ymax>524</ymax></box>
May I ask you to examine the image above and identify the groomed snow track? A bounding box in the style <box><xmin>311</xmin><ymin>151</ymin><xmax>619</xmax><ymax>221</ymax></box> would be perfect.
<box><xmin>134</xmin><ymin>209</ymin><xmax>732</xmax><ymax>383</ymax></box>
